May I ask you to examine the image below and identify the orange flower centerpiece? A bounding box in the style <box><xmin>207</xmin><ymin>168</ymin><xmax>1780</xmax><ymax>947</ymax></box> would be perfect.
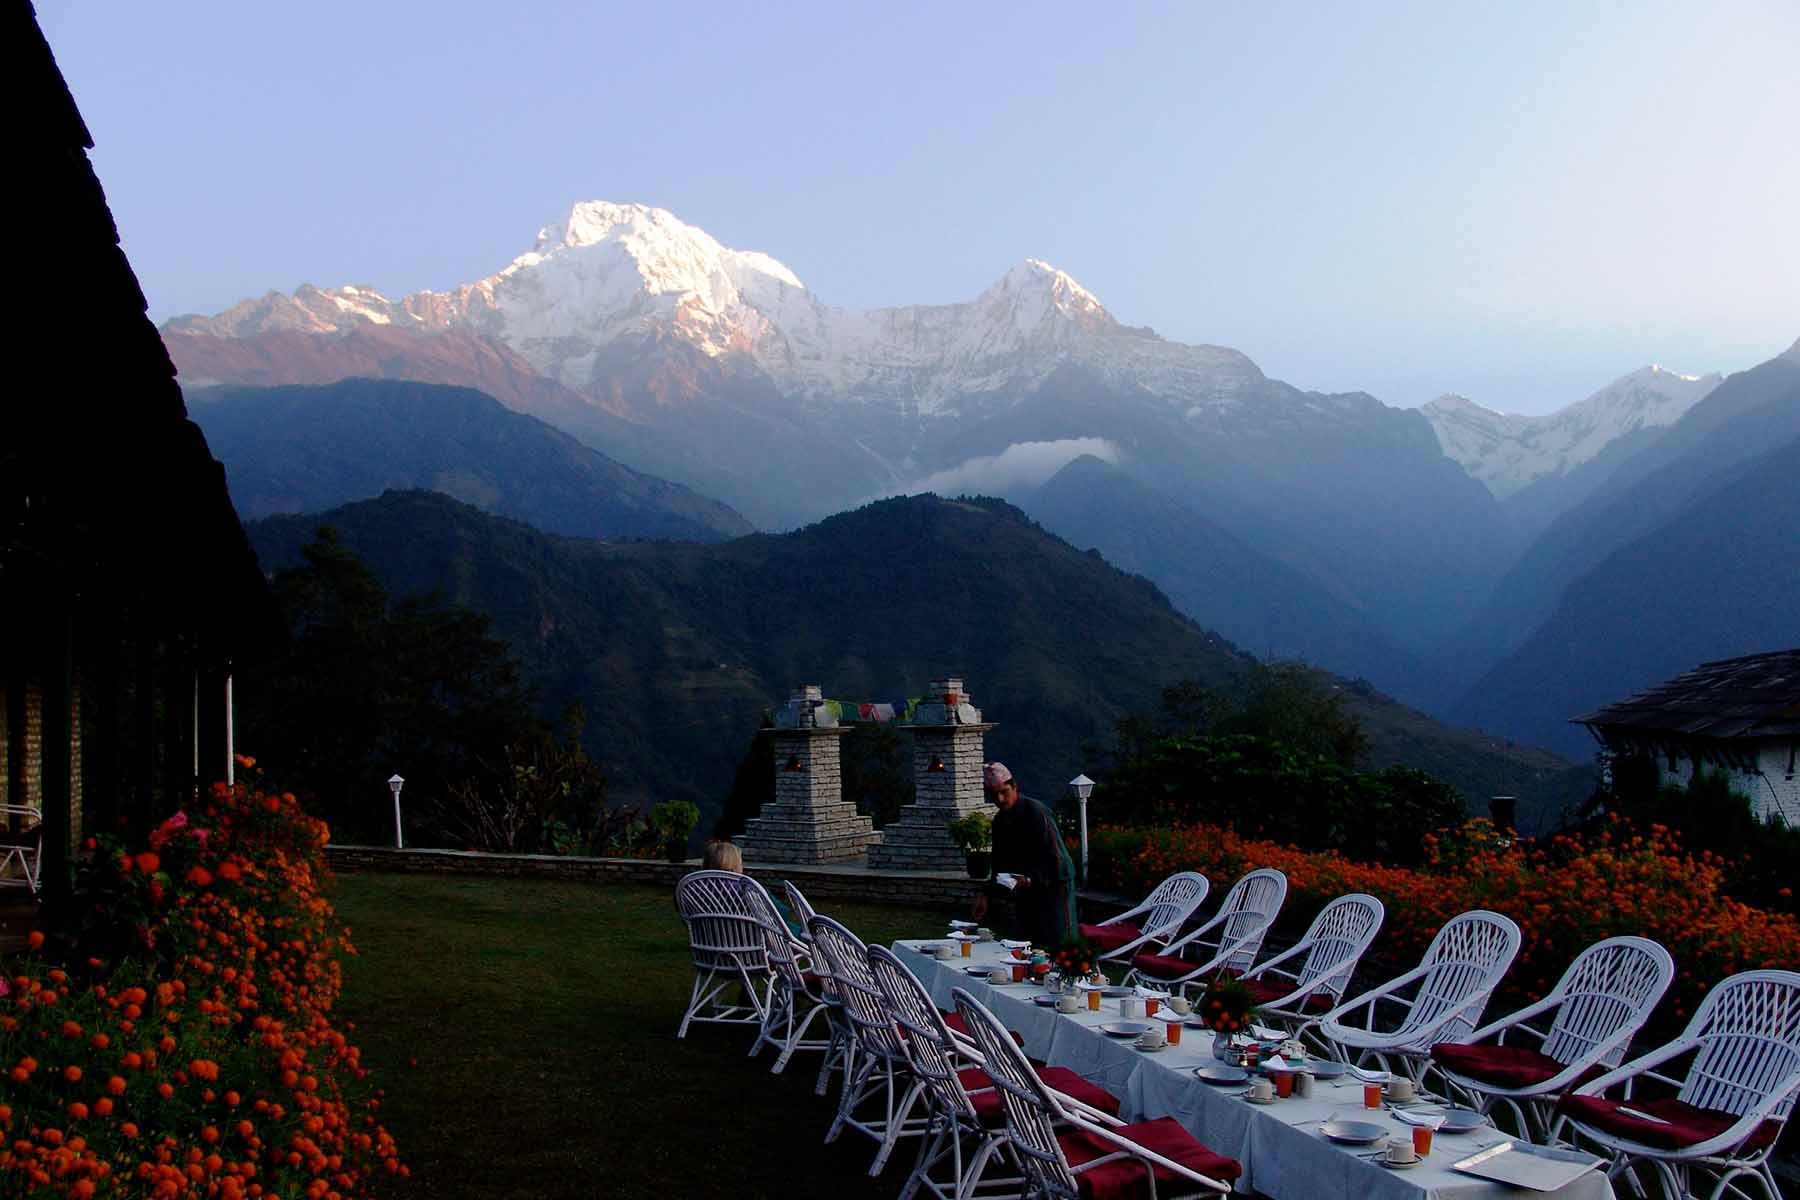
<box><xmin>1052</xmin><ymin>936</ymin><xmax>1102</xmax><ymax>985</ymax></box>
<box><xmin>1201</xmin><ymin>976</ymin><xmax>1260</xmax><ymax>1060</ymax></box>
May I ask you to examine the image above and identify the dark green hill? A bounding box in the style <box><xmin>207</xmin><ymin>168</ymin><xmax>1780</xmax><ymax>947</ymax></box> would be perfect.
<box><xmin>190</xmin><ymin>378</ymin><xmax>753</xmax><ymax>542</ymax></box>
<box><xmin>245</xmin><ymin>490</ymin><xmax>1572</xmax><ymax>827</ymax></box>
<box><xmin>1459</xmin><ymin>435</ymin><xmax>1800</xmax><ymax>759</ymax></box>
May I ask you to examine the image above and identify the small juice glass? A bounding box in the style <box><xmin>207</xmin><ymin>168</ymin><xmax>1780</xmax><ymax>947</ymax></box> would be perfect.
<box><xmin>960</xmin><ymin>940</ymin><xmax>972</xmax><ymax>957</ymax></box>
<box><xmin>1165</xmin><ymin>1019</ymin><xmax>1182</xmax><ymax>1046</ymax></box>
<box><xmin>1087</xmin><ymin>988</ymin><xmax>1102</xmax><ymax>1011</ymax></box>
<box><xmin>1411</xmin><ymin>1125</ymin><xmax>1434</xmax><ymax>1157</ymax></box>
<box><xmin>1363</xmin><ymin>1083</ymin><xmax>1383</xmax><ymax>1110</ymax></box>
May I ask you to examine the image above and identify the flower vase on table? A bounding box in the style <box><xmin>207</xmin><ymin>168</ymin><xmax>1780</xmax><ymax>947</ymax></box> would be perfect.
<box><xmin>1199</xmin><ymin>977</ymin><xmax>1258</xmax><ymax>1062</ymax></box>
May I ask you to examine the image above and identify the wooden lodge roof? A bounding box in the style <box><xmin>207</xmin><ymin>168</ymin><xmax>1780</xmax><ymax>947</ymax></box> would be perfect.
<box><xmin>1572</xmin><ymin>650</ymin><xmax>1800</xmax><ymax>743</ymax></box>
<box><xmin>6</xmin><ymin>1</ymin><xmax>276</xmax><ymax>658</ymax></box>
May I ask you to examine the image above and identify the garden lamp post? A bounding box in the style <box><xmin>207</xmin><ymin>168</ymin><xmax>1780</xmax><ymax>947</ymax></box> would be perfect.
<box><xmin>388</xmin><ymin>774</ymin><xmax>405</xmax><ymax>849</ymax></box>
<box><xmin>1068</xmin><ymin>774</ymin><xmax>1095</xmax><ymax>885</ymax></box>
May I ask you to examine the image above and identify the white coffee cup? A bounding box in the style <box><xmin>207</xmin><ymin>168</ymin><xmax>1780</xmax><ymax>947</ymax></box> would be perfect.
<box><xmin>1120</xmin><ymin>996</ymin><xmax>1146</xmax><ymax>1019</ymax></box>
<box><xmin>988</xmin><ymin>968</ymin><xmax>1011</xmax><ymax>984</ymax></box>
<box><xmin>1168</xmin><ymin>996</ymin><xmax>1193</xmax><ymax>1016</ymax></box>
<box><xmin>1137</xmin><ymin>1026</ymin><xmax>1166</xmax><ymax>1049</ymax></box>
<box><xmin>1386</xmin><ymin>1136</ymin><xmax>1417</xmax><ymax>1165</ymax></box>
<box><xmin>1056</xmin><ymin>993</ymin><xmax>1081</xmax><ymax>1014</ymax></box>
<box><xmin>1248</xmin><ymin>1077</ymin><xmax>1275</xmax><ymax>1101</ymax></box>
<box><xmin>1387</xmin><ymin>1077</ymin><xmax>1417</xmax><ymax>1103</ymax></box>
<box><xmin>933</xmin><ymin>944</ymin><xmax>955</xmax><ymax>960</ymax></box>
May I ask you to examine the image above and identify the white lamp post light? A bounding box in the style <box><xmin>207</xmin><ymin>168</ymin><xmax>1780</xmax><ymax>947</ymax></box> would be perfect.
<box><xmin>1068</xmin><ymin>774</ymin><xmax>1095</xmax><ymax>885</ymax></box>
<box><xmin>388</xmin><ymin>774</ymin><xmax>405</xmax><ymax>849</ymax></box>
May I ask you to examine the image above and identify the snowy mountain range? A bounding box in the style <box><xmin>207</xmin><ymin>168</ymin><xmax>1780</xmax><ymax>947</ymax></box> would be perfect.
<box><xmin>171</xmin><ymin>201</ymin><xmax>1266</xmax><ymax>428</ymax></box>
<box><xmin>1422</xmin><ymin>366</ymin><xmax>1722</xmax><ymax>499</ymax></box>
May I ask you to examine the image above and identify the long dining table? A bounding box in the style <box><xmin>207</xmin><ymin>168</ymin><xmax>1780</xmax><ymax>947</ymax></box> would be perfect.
<box><xmin>893</xmin><ymin>938</ymin><xmax>1615</xmax><ymax>1200</ymax></box>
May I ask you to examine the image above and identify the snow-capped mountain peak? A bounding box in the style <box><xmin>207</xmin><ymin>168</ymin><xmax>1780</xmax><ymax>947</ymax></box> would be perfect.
<box><xmin>1424</xmin><ymin>364</ymin><xmax>1722</xmax><ymax>498</ymax></box>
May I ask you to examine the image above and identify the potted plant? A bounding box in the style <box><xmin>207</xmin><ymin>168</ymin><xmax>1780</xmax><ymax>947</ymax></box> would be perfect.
<box><xmin>649</xmin><ymin>800</ymin><xmax>701</xmax><ymax>863</ymax></box>
<box><xmin>946</xmin><ymin>811</ymin><xmax>993</xmax><ymax>879</ymax></box>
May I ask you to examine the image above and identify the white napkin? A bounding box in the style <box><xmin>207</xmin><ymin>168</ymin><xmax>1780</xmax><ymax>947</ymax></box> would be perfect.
<box><xmin>1263</xmin><ymin>1054</ymin><xmax>1290</xmax><ymax>1071</ymax></box>
<box><xmin>994</xmin><ymin>872</ymin><xmax>1021</xmax><ymax>890</ymax></box>
<box><xmin>1391</xmin><ymin>1109</ymin><xmax>1445</xmax><ymax>1129</ymax></box>
<box><xmin>946</xmin><ymin>931</ymin><xmax>976</xmax><ymax>941</ymax></box>
<box><xmin>1000</xmin><ymin>938</ymin><xmax>1032</xmax><ymax>949</ymax></box>
<box><xmin>1134</xmin><ymin>985</ymin><xmax>1169</xmax><ymax>999</ymax></box>
<box><xmin>1251</xmin><ymin>1022</ymin><xmax>1285</xmax><ymax>1041</ymax></box>
<box><xmin>1348</xmin><ymin>1064</ymin><xmax>1391</xmax><ymax>1083</ymax></box>
<box><xmin>948</xmin><ymin>919</ymin><xmax>978</xmax><ymax>930</ymax></box>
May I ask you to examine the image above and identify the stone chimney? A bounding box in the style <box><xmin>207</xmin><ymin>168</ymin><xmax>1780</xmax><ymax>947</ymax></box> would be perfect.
<box><xmin>867</xmin><ymin>677</ymin><xmax>995</xmax><ymax>871</ymax></box>
<box><xmin>738</xmin><ymin>685</ymin><xmax>882</xmax><ymax>864</ymax></box>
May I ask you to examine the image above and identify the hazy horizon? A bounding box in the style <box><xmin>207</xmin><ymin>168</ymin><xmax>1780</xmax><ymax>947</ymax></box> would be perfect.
<box><xmin>42</xmin><ymin>1</ymin><xmax>1800</xmax><ymax>416</ymax></box>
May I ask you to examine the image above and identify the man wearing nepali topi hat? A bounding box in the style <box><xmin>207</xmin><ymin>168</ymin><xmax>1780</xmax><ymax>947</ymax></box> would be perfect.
<box><xmin>970</xmin><ymin>762</ymin><xmax>1077</xmax><ymax>947</ymax></box>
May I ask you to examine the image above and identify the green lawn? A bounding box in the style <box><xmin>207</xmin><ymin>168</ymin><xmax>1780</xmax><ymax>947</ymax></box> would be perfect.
<box><xmin>331</xmin><ymin>872</ymin><xmax>948</xmax><ymax>1199</ymax></box>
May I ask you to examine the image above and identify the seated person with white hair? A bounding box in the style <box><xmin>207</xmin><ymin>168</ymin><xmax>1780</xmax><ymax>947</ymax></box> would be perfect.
<box><xmin>702</xmin><ymin>839</ymin><xmax>803</xmax><ymax>936</ymax></box>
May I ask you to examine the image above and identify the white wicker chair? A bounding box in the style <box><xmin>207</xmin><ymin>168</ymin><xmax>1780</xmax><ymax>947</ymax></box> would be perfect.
<box><xmin>810</xmin><ymin>915</ymin><xmax>934</xmax><ymax>1176</ymax></box>
<box><xmin>783</xmin><ymin>879</ymin><xmax>820</xmax><ymax>943</ymax></box>
<box><xmin>1433</xmin><ymin>936</ymin><xmax>1674</xmax><ymax>1142</ymax></box>
<box><xmin>867</xmin><ymin>946</ymin><xmax>1023</xmax><ymax>1200</ymax></box>
<box><xmin>950</xmin><ymin>986</ymin><xmax>1239</xmax><ymax>1197</ymax></box>
<box><xmin>1237</xmin><ymin>892</ymin><xmax>1386</xmax><ymax>1028</ymax></box>
<box><xmin>1307</xmin><ymin>908</ymin><xmax>1521</xmax><ymax>1085</ymax></box>
<box><xmin>1082</xmin><ymin>870</ymin><xmax>1210</xmax><ymax>964</ymax></box>
<box><xmin>0</xmin><ymin>804</ymin><xmax>43</xmax><ymax>894</ymax></box>
<box><xmin>1124</xmin><ymin>869</ymin><xmax>1288</xmax><ymax>996</ymax></box>
<box><xmin>673</xmin><ymin>869</ymin><xmax>772</xmax><ymax>1038</ymax></box>
<box><xmin>741</xmin><ymin>878</ymin><xmax>833</xmax><ymax>1075</ymax></box>
<box><xmin>1552</xmin><ymin>970</ymin><xmax>1800</xmax><ymax>1200</ymax></box>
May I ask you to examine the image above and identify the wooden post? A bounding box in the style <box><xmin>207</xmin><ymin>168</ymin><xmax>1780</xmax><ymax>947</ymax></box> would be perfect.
<box><xmin>39</xmin><ymin>602</ymin><xmax>74</xmax><ymax>910</ymax></box>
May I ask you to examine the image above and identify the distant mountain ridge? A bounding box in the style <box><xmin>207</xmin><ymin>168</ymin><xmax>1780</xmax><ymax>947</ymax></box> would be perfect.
<box><xmin>191</xmin><ymin>379</ymin><xmax>752</xmax><ymax>542</ymax></box>
<box><xmin>244</xmin><ymin>490</ymin><xmax>1580</xmax><ymax>827</ymax></box>
<box><xmin>1423</xmin><ymin>365</ymin><xmax>1720</xmax><ymax>501</ymax></box>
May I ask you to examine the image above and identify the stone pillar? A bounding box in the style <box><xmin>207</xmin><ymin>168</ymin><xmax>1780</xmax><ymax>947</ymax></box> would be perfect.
<box><xmin>867</xmin><ymin>677</ymin><xmax>995</xmax><ymax>872</ymax></box>
<box><xmin>738</xmin><ymin>685</ymin><xmax>882</xmax><ymax>864</ymax></box>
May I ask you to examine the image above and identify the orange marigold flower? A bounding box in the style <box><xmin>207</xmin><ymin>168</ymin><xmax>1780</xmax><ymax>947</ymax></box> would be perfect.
<box><xmin>27</xmin><ymin>931</ymin><xmax>44</xmax><ymax>950</ymax></box>
<box><xmin>134</xmin><ymin>852</ymin><xmax>161</xmax><ymax>874</ymax></box>
<box><xmin>187</xmin><ymin>866</ymin><xmax>214</xmax><ymax>887</ymax></box>
<box><xmin>107</xmin><ymin>1075</ymin><xmax>128</xmax><ymax>1095</ymax></box>
<box><xmin>69</xmin><ymin>1101</ymin><xmax>89</xmax><ymax>1120</ymax></box>
<box><xmin>64</xmin><ymin>1064</ymin><xmax>83</xmax><ymax>1082</ymax></box>
<box><xmin>94</xmin><ymin>1098</ymin><xmax>113</xmax><ymax>1117</ymax></box>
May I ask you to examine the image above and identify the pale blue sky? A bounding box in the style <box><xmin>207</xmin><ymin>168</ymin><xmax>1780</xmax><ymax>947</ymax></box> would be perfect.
<box><xmin>41</xmin><ymin>1</ymin><xmax>1800</xmax><ymax>415</ymax></box>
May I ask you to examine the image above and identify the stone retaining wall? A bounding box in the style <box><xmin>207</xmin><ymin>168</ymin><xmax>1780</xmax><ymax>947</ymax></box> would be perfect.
<box><xmin>324</xmin><ymin>845</ymin><xmax>987</xmax><ymax>910</ymax></box>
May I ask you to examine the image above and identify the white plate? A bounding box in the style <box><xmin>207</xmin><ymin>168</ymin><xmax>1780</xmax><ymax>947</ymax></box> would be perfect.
<box><xmin>1195</xmin><ymin>1066</ymin><xmax>1249</xmax><ymax>1085</ymax></box>
<box><xmin>1243</xmin><ymin>1092</ymin><xmax>1279</xmax><ymax>1105</ymax></box>
<box><xmin>1380</xmin><ymin>1156</ymin><xmax>1422</xmax><ymax>1170</ymax></box>
<box><xmin>1320</xmin><ymin>1120</ymin><xmax>1388</xmax><ymax>1146</ymax></box>
<box><xmin>1099</xmin><ymin>1022</ymin><xmax>1151</xmax><ymax>1038</ymax></box>
<box><xmin>1307</xmin><ymin>1061</ymin><xmax>1350</xmax><ymax>1079</ymax></box>
<box><xmin>1134</xmin><ymin>1040</ymin><xmax>1171</xmax><ymax>1053</ymax></box>
<box><xmin>1434</xmin><ymin>1108</ymin><xmax>1487</xmax><ymax>1134</ymax></box>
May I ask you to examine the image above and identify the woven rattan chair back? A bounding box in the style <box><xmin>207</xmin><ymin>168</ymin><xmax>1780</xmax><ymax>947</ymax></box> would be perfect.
<box><xmin>1537</xmin><ymin>937</ymin><xmax>1675</xmax><ymax>1071</ymax></box>
<box><xmin>951</xmin><ymin>987</ymin><xmax>1072</xmax><ymax>1196</ymax></box>
<box><xmin>810</xmin><ymin>916</ymin><xmax>906</xmax><ymax>1062</ymax></box>
<box><xmin>869</xmin><ymin>947</ymin><xmax>976</xmax><ymax>1122</ymax></box>
<box><xmin>1211</xmin><ymin>868</ymin><xmax>1289</xmax><ymax>974</ymax></box>
<box><xmin>1404</xmin><ymin>910</ymin><xmax>1521</xmax><ymax>1045</ymax></box>
<box><xmin>1678</xmin><ymin>970</ymin><xmax>1800</xmax><ymax>1122</ymax></box>
<box><xmin>675</xmin><ymin>870</ymin><xmax>769</xmax><ymax>972</ymax></box>
<box><xmin>1282</xmin><ymin>892</ymin><xmax>1386</xmax><ymax>1006</ymax></box>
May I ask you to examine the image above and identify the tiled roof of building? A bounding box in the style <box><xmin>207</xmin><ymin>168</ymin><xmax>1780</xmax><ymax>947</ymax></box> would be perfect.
<box><xmin>1572</xmin><ymin>649</ymin><xmax>1800</xmax><ymax>741</ymax></box>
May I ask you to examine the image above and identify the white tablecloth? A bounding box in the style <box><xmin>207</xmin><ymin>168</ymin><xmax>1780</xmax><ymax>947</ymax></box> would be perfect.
<box><xmin>895</xmin><ymin>939</ymin><xmax>1614</xmax><ymax>1200</ymax></box>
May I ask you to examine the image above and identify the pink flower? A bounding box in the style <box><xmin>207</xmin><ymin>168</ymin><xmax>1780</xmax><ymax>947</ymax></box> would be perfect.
<box><xmin>163</xmin><ymin>811</ymin><xmax>189</xmax><ymax>831</ymax></box>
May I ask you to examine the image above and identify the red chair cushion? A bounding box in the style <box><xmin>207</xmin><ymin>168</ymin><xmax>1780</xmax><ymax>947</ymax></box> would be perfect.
<box><xmin>1129</xmin><ymin>951</ymin><xmax>1194</xmax><ymax>981</ymax></box>
<box><xmin>1241</xmin><ymin>977</ymin><xmax>1334</xmax><ymax>1013</ymax></box>
<box><xmin>1059</xmin><ymin>1116</ymin><xmax>1241</xmax><ymax>1197</ymax></box>
<box><xmin>942</xmin><ymin>1009</ymin><xmax>1024</xmax><ymax>1047</ymax></box>
<box><xmin>1555</xmin><ymin>1094</ymin><xmax>1782</xmax><ymax>1153</ymax></box>
<box><xmin>1432</xmin><ymin>1042</ymin><xmax>1583</xmax><ymax>1091</ymax></box>
<box><xmin>957</xmin><ymin>1066</ymin><xmax>1121</xmax><ymax>1127</ymax></box>
<box><xmin>1081</xmin><ymin>921</ymin><xmax>1145</xmax><ymax>955</ymax></box>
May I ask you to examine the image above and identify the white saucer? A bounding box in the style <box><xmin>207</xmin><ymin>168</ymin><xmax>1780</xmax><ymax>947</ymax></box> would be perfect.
<box><xmin>1243</xmin><ymin>1093</ymin><xmax>1279</xmax><ymax>1105</ymax></box>
<box><xmin>1379</xmin><ymin>1157</ymin><xmax>1422</xmax><ymax>1170</ymax></box>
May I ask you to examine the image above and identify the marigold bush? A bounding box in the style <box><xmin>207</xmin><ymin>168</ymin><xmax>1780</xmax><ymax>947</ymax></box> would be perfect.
<box><xmin>1</xmin><ymin>760</ymin><xmax>403</xmax><ymax>1198</ymax></box>
<box><xmin>1088</xmin><ymin>816</ymin><xmax>1800</xmax><ymax>1031</ymax></box>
